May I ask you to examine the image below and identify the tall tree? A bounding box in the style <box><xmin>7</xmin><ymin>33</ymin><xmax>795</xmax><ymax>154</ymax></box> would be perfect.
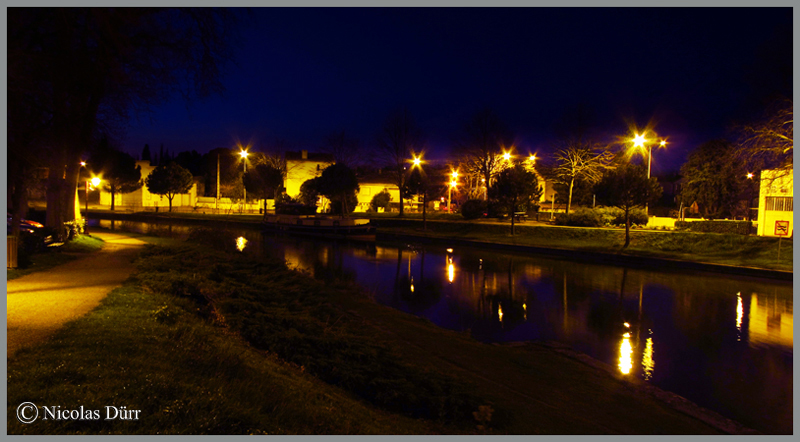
<box><xmin>595</xmin><ymin>164</ymin><xmax>662</xmax><ymax>248</ymax></box>
<box><xmin>488</xmin><ymin>164</ymin><xmax>541</xmax><ymax>235</ymax></box>
<box><xmin>145</xmin><ymin>162</ymin><xmax>194</xmax><ymax>212</ymax></box>
<box><xmin>88</xmin><ymin>138</ymin><xmax>143</xmax><ymax>210</ymax></box>
<box><xmin>454</xmin><ymin>108</ymin><xmax>513</xmax><ymax>198</ymax></box>
<box><xmin>142</xmin><ymin>144</ymin><xmax>152</xmax><ymax>164</ymax></box>
<box><xmin>8</xmin><ymin>8</ymin><xmax>241</xmax><ymax>230</ymax></box>
<box><xmin>679</xmin><ymin>139</ymin><xmax>747</xmax><ymax>219</ymax></box>
<box><xmin>376</xmin><ymin>108</ymin><xmax>421</xmax><ymax>217</ymax></box>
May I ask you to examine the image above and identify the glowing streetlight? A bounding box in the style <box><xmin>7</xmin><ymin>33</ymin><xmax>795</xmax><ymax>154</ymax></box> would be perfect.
<box><xmin>503</xmin><ymin>152</ymin><xmax>511</xmax><ymax>161</ymax></box>
<box><xmin>630</xmin><ymin>133</ymin><xmax>667</xmax><ymax>216</ymax></box>
<box><xmin>448</xmin><ymin>179</ymin><xmax>458</xmax><ymax>213</ymax></box>
<box><xmin>747</xmin><ymin>173</ymin><xmax>754</xmax><ymax>179</ymax></box>
<box><xmin>239</xmin><ymin>149</ymin><xmax>249</xmax><ymax>213</ymax></box>
<box><xmin>412</xmin><ymin>156</ymin><xmax>421</xmax><ymax>167</ymax></box>
<box><xmin>528</xmin><ymin>154</ymin><xmax>536</xmax><ymax>163</ymax></box>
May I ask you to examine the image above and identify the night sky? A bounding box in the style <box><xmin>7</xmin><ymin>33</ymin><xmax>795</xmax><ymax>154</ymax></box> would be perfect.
<box><xmin>122</xmin><ymin>7</ymin><xmax>792</xmax><ymax>174</ymax></box>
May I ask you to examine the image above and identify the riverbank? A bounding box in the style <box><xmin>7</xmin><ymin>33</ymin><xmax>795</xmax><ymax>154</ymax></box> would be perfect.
<box><xmin>88</xmin><ymin>210</ymin><xmax>792</xmax><ymax>278</ymax></box>
<box><xmin>7</xmin><ymin>229</ymin><xmax>757</xmax><ymax>434</ymax></box>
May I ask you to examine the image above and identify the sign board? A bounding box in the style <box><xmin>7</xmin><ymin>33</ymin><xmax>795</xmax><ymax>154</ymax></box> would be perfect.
<box><xmin>774</xmin><ymin>220</ymin><xmax>790</xmax><ymax>236</ymax></box>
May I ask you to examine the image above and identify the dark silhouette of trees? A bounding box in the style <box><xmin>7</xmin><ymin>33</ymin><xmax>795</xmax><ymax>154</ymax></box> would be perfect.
<box><xmin>679</xmin><ymin>139</ymin><xmax>748</xmax><ymax>219</ymax></box>
<box><xmin>376</xmin><ymin>108</ymin><xmax>421</xmax><ymax>217</ymax></box>
<box><xmin>595</xmin><ymin>164</ymin><xmax>662</xmax><ymax>248</ymax></box>
<box><xmin>454</xmin><ymin>108</ymin><xmax>513</xmax><ymax>197</ymax></box>
<box><xmin>406</xmin><ymin>164</ymin><xmax>439</xmax><ymax>231</ymax></box>
<box><xmin>736</xmin><ymin>97</ymin><xmax>793</xmax><ymax>177</ymax></box>
<box><xmin>322</xmin><ymin>131</ymin><xmax>362</xmax><ymax>167</ymax></box>
<box><xmin>8</xmin><ymin>8</ymin><xmax>241</xmax><ymax>230</ymax></box>
<box><xmin>244</xmin><ymin>163</ymin><xmax>285</xmax><ymax>216</ymax></box>
<box><xmin>488</xmin><ymin>164</ymin><xmax>541</xmax><ymax>235</ymax></box>
<box><xmin>145</xmin><ymin>162</ymin><xmax>194</xmax><ymax>212</ymax></box>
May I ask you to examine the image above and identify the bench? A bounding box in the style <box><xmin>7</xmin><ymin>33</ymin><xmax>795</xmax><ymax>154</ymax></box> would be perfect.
<box><xmin>513</xmin><ymin>212</ymin><xmax>528</xmax><ymax>223</ymax></box>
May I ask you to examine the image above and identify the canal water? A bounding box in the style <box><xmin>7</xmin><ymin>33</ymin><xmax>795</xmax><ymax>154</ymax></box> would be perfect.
<box><xmin>95</xmin><ymin>219</ymin><xmax>793</xmax><ymax>434</ymax></box>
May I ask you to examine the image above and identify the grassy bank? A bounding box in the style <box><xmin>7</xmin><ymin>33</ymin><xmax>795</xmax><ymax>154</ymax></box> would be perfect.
<box><xmin>371</xmin><ymin>218</ymin><xmax>793</xmax><ymax>272</ymax></box>
<box><xmin>7</xmin><ymin>235</ymin><xmax>106</xmax><ymax>281</ymax></box>
<box><xmin>7</xmin><ymin>277</ymin><xmax>447</xmax><ymax>434</ymax></box>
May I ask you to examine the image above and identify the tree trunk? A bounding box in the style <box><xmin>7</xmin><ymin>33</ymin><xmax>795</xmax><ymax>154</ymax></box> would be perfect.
<box><xmin>341</xmin><ymin>191</ymin><xmax>348</xmax><ymax>218</ymax></box>
<box><xmin>398</xmin><ymin>175</ymin><xmax>405</xmax><ymax>217</ymax></box>
<box><xmin>567</xmin><ymin>178</ymin><xmax>574</xmax><ymax>215</ymax></box>
<box><xmin>422</xmin><ymin>193</ymin><xmax>427</xmax><ymax>231</ymax></box>
<box><xmin>623</xmin><ymin>206</ymin><xmax>631</xmax><ymax>248</ymax></box>
<box><xmin>168</xmin><ymin>194</ymin><xmax>174</xmax><ymax>212</ymax></box>
<box><xmin>111</xmin><ymin>186</ymin><xmax>116</xmax><ymax>210</ymax></box>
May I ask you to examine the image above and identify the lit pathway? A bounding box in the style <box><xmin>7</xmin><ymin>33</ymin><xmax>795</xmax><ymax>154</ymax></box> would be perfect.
<box><xmin>7</xmin><ymin>231</ymin><xmax>146</xmax><ymax>358</ymax></box>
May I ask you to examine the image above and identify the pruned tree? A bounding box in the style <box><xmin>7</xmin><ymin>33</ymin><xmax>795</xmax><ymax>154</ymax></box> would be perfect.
<box><xmin>488</xmin><ymin>164</ymin><xmax>542</xmax><ymax>235</ymax></box>
<box><xmin>88</xmin><ymin>138</ymin><xmax>143</xmax><ymax>210</ymax></box>
<box><xmin>376</xmin><ymin>108</ymin><xmax>421</xmax><ymax>217</ymax></box>
<box><xmin>145</xmin><ymin>162</ymin><xmax>194</xmax><ymax>212</ymax></box>
<box><xmin>318</xmin><ymin>163</ymin><xmax>360</xmax><ymax>218</ymax></box>
<box><xmin>454</xmin><ymin>108</ymin><xmax>513</xmax><ymax>198</ymax></box>
<box><xmin>299</xmin><ymin>177</ymin><xmax>322</xmax><ymax>208</ymax></box>
<box><xmin>549</xmin><ymin>142</ymin><xmax>613</xmax><ymax>215</ymax></box>
<box><xmin>595</xmin><ymin>164</ymin><xmax>662</xmax><ymax>248</ymax></box>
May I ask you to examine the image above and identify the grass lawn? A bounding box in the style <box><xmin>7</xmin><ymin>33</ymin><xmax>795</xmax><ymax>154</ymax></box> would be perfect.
<box><xmin>7</xmin><ymin>235</ymin><xmax>106</xmax><ymax>281</ymax></box>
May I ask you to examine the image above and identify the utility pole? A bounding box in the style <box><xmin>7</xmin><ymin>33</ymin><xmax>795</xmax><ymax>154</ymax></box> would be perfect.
<box><xmin>216</xmin><ymin>154</ymin><xmax>220</xmax><ymax>211</ymax></box>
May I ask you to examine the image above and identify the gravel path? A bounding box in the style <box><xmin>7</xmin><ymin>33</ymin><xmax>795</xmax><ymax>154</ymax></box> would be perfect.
<box><xmin>6</xmin><ymin>232</ymin><xmax>146</xmax><ymax>357</ymax></box>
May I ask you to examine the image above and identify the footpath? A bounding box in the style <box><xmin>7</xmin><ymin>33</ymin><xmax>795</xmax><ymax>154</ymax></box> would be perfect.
<box><xmin>7</xmin><ymin>232</ymin><xmax>147</xmax><ymax>357</ymax></box>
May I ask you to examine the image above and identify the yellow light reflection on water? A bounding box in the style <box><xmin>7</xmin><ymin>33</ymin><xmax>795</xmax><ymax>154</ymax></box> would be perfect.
<box><xmin>642</xmin><ymin>336</ymin><xmax>654</xmax><ymax>381</ymax></box>
<box><xmin>447</xmin><ymin>257</ymin><xmax>455</xmax><ymax>283</ymax></box>
<box><xmin>619</xmin><ymin>332</ymin><xmax>633</xmax><ymax>375</ymax></box>
<box><xmin>498</xmin><ymin>304</ymin><xmax>504</xmax><ymax>322</ymax></box>
<box><xmin>236</xmin><ymin>236</ymin><xmax>247</xmax><ymax>252</ymax></box>
<box><xmin>736</xmin><ymin>292</ymin><xmax>743</xmax><ymax>341</ymax></box>
<box><xmin>523</xmin><ymin>303</ymin><xmax>527</xmax><ymax>321</ymax></box>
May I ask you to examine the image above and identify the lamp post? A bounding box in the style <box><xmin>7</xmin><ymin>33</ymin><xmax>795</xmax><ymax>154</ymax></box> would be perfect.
<box><xmin>632</xmin><ymin>134</ymin><xmax>667</xmax><ymax>215</ymax></box>
<box><xmin>448</xmin><ymin>170</ymin><xmax>458</xmax><ymax>213</ymax></box>
<box><xmin>239</xmin><ymin>149</ymin><xmax>248</xmax><ymax>213</ymax></box>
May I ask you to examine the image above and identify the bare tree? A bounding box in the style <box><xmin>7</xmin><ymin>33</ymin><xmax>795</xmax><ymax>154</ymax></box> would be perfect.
<box><xmin>376</xmin><ymin>108</ymin><xmax>421</xmax><ymax>217</ymax></box>
<box><xmin>550</xmin><ymin>142</ymin><xmax>614</xmax><ymax>214</ymax></box>
<box><xmin>454</xmin><ymin>108</ymin><xmax>513</xmax><ymax>198</ymax></box>
<box><xmin>736</xmin><ymin>97</ymin><xmax>793</xmax><ymax>178</ymax></box>
<box><xmin>321</xmin><ymin>130</ymin><xmax>362</xmax><ymax>167</ymax></box>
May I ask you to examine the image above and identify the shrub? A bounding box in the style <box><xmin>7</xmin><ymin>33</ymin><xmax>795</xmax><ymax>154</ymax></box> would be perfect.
<box><xmin>596</xmin><ymin>206</ymin><xmax>648</xmax><ymax>226</ymax></box>
<box><xmin>553</xmin><ymin>208</ymin><xmax>603</xmax><ymax>227</ymax></box>
<box><xmin>675</xmin><ymin>220</ymin><xmax>752</xmax><ymax>235</ymax></box>
<box><xmin>460</xmin><ymin>199</ymin><xmax>487</xmax><ymax>220</ymax></box>
<box><xmin>486</xmin><ymin>200</ymin><xmax>508</xmax><ymax>219</ymax></box>
<box><xmin>370</xmin><ymin>190</ymin><xmax>392</xmax><ymax>212</ymax></box>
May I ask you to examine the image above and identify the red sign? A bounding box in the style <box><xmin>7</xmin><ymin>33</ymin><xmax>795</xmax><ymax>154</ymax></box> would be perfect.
<box><xmin>774</xmin><ymin>221</ymin><xmax>790</xmax><ymax>236</ymax></box>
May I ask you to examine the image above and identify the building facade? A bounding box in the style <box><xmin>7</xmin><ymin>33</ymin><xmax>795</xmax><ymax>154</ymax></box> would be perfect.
<box><xmin>756</xmin><ymin>168</ymin><xmax>793</xmax><ymax>237</ymax></box>
<box><xmin>284</xmin><ymin>150</ymin><xmax>335</xmax><ymax>198</ymax></box>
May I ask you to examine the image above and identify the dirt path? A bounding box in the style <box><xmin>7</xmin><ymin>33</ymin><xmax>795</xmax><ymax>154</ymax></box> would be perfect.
<box><xmin>6</xmin><ymin>232</ymin><xmax>146</xmax><ymax>358</ymax></box>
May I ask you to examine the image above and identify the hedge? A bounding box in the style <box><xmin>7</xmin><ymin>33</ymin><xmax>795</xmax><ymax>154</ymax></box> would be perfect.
<box><xmin>674</xmin><ymin>220</ymin><xmax>752</xmax><ymax>235</ymax></box>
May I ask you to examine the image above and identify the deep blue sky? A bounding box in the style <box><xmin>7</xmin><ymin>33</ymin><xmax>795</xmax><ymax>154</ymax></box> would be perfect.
<box><xmin>122</xmin><ymin>7</ymin><xmax>792</xmax><ymax>174</ymax></box>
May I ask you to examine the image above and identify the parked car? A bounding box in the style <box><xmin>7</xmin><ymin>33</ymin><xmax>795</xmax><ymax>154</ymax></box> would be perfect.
<box><xmin>7</xmin><ymin>212</ymin><xmax>55</xmax><ymax>251</ymax></box>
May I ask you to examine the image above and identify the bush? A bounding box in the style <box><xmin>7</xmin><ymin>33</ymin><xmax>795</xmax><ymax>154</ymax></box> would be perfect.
<box><xmin>460</xmin><ymin>199</ymin><xmax>487</xmax><ymax>220</ymax></box>
<box><xmin>553</xmin><ymin>208</ymin><xmax>603</xmax><ymax>227</ymax></box>
<box><xmin>675</xmin><ymin>220</ymin><xmax>752</xmax><ymax>235</ymax></box>
<box><xmin>486</xmin><ymin>200</ymin><xmax>508</xmax><ymax>219</ymax></box>
<box><xmin>370</xmin><ymin>190</ymin><xmax>392</xmax><ymax>212</ymax></box>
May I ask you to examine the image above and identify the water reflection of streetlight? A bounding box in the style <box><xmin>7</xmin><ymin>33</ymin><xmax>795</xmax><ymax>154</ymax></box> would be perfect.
<box><xmin>498</xmin><ymin>304</ymin><xmax>504</xmax><ymax>323</ymax></box>
<box><xmin>736</xmin><ymin>292</ymin><xmax>743</xmax><ymax>341</ymax></box>
<box><xmin>236</xmin><ymin>236</ymin><xmax>248</xmax><ymax>252</ymax></box>
<box><xmin>239</xmin><ymin>149</ymin><xmax>249</xmax><ymax>213</ymax></box>
<box><xmin>642</xmin><ymin>333</ymin><xmax>654</xmax><ymax>380</ymax></box>
<box><xmin>619</xmin><ymin>331</ymin><xmax>633</xmax><ymax>375</ymax></box>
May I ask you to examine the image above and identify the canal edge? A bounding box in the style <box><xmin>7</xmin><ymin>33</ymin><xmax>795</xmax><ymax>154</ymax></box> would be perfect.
<box><xmin>504</xmin><ymin>341</ymin><xmax>761</xmax><ymax>435</ymax></box>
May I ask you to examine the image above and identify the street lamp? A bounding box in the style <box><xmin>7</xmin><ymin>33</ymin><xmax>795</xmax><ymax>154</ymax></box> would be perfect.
<box><xmin>448</xmin><ymin>175</ymin><xmax>458</xmax><ymax>213</ymax></box>
<box><xmin>239</xmin><ymin>149</ymin><xmax>248</xmax><ymax>213</ymax></box>
<box><xmin>631</xmin><ymin>133</ymin><xmax>667</xmax><ymax>216</ymax></box>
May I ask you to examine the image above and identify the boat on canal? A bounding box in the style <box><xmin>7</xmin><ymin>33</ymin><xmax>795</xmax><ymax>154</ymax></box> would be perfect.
<box><xmin>261</xmin><ymin>214</ymin><xmax>375</xmax><ymax>240</ymax></box>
